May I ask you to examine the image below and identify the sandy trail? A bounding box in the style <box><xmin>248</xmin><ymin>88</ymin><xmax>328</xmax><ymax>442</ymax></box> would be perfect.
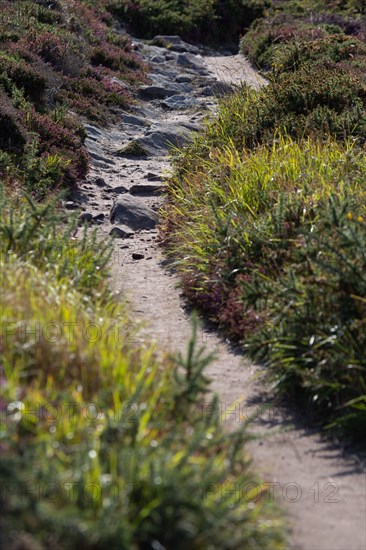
<box><xmin>76</xmin><ymin>43</ymin><xmax>366</xmax><ymax>550</ymax></box>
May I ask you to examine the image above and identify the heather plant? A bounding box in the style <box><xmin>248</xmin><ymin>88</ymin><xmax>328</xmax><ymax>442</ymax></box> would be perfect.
<box><xmin>0</xmin><ymin>0</ymin><xmax>146</xmax><ymax>196</ymax></box>
<box><xmin>241</xmin><ymin>0</ymin><xmax>366</xmax><ymax>71</ymax></box>
<box><xmin>23</xmin><ymin>29</ymin><xmax>86</xmax><ymax>76</ymax></box>
<box><xmin>0</xmin><ymin>54</ymin><xmax>48</xmax><ymax>103</ymax></box>
<box><xmin>235</xmin><ymin>0</ymin><xmax>366</xmax><ymax>197</ymax></box>
<box><xmin>258</xmin><ymin>68</ymin><xmax>366</xmax><ymax>143</ymax></box>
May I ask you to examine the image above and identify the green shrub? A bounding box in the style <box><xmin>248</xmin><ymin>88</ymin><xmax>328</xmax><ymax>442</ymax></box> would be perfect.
<box><xmin>0</xmin><ymin>92</ymin><xmax>27</xmax><ymax>152</ymax></box>
<box><xmin>161</xmin><ymin>0</ymin><xmax>366</xmax><ymax>447</ymax></box>
<box><xmin>240</xmin><ymin>14</ymin><xmax>325</xmax><ymax>68</ymax></box>
<box><xmin>241</xmin><ymin>1</ymin><xmax>366</xmax><ymax>70</ymax></box>
<box><xmin>247</xmin><ymin>197</ymin><xmax>366</xmax><ymax>438</ymax></box>
<box><xmin>111</xmin><ymin>0</ymin><xmax>216</xmax><ymax>42</ymax></box>
<box><xmin>0</xmin><ymin>54</ymin><xmax>48</xmax><ymax>103</ymax></box>
<box><xmin>111</xmin><ymin>0</ymin><xmax>269</xmax><ymax>45</ymax></box>
<box><xmin>241</xmin><ymin>21</ymin><xmax>366</xmax><ymax>72</ymax></box>
<box><xmin>199</xmin><ymin>68</ymin><xmax>366</xmax><ymax>150</ymax></box>
<box><xmin>277</xmin><ymin>34</ymin><xmax>366</xmax><ymax>70</ymax></box>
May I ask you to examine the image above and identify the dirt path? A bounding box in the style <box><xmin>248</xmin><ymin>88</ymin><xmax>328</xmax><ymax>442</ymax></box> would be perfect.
<box><xmin>74</xmin><ymin>39</ymin><xmax>366</xmax><ymax>550</ymax></box>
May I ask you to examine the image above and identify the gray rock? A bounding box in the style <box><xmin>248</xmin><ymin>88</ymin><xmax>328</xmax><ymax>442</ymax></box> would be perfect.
<box><xmin>93</xmin><ymin>213</ymin><xmax>105</xmax><ymax>225</ymax></box>
<box><xmin>151</xmin><ymin>68</ymin><xmax>178</xmax><ymax>80</ymax></box>
<box><xmin>180</xmin><ymin>83</ymin><xmax>193</xmax><ymax>94</ymax></box>
<box><xmin>197</xmin><ymin>68</ymin><xmax>210</xmax><ymax>76</ymax></box>
<box><xmin>136</xmin><ymin>104</ymin><xmax>161</xmax><ymax>120</ymax></box>
<box><xmin>173</xmin><ymin>44</ymin><xmax>199</xmax><ymax>54</ymax></box>
<box><xmin>138</xmin><ymin>123</ymin><xmax>193</xmax><ymax>154</ymax></box>
<box><xmin>121</xmin><ymin>114</ymin><xmax>150</xmax><ymax>127</ymax></box>
<box><xmin>107</xmin><ymin>185</ymin><xmax>128</xmax><ymax>195</ymax></box>
<box><xmin>146</xmin><ymin>172</ymin><xmax>161</xmax><ymax>181</ymax></box>
<box><xmin>105</xmin><ymin>185</ymin><xmax>128</xmax><ymax>194</ymax></box>
<box><xmin>88</xmin><ymin>150</ymin><xmax>116</xmax><ymax>167</ymax></box>
<box><xmin>201</xmin><ymin>81</ymin><xmax>234</xmax><ymax>97</ymax></box>
<box><xmin>152</xmin><ymin>35</ymin><xmax>200</xmax><ymax>55</ymax></box>
<box><xmin>177</xmin><ymin>53</ymin><xmax>204</xmax><ymax>70</ymax></box>
<box><xmin>86</xmin><ymin>125</ymin><xmax>121</xmax><ymax>144</ymax></box>
<box><xmin>151</xmin><ymin>55</ymin><xmax>166</xmax><ymax>63</ymax></box>
<box><xmin>175</xmin><ymin>74</ymin><xmax>194</xmax><ymax>83</ymax></box>
<box><xmin>139</xmin><ymin>86</ymin><xmax>178</xmax><ymax>99</ymax></box>
<box><xmin>84</xmin><ymin>124</ymin><xmax>103</xmax><ymax>140</ymax></box>
<box><xmin>78</xmin><ymin>212</ymin><xmax>93</xmax><ymax>225</ymax></box>
<box><xmin>132</xmin><ymin>252</ymin><xmax>145</xmax><ymax>260</ymax></box>
<box><xmin>180</xmin><ymin>120</ymin><xmax>201</xmax><ymax>131</ymax></box>
<box><xmin>149</xmin><ymin>73</ymin><xmax>192</xmax><ymax>94</ymax></box>
<box><xmin>130</xmin><ymin>183</ymin><xmax>164</xmax><ymax>195</ymax></box>
<box><xmin>110</xmin><ymin>195</ymin><xmax>158</xmax><ymax>230</ymax></box>
<box><xmin>110</xmin><ymin>225</ymin><xmax>134</xmax><ymax>238</ymax></box>
<box><xmin>142</xmin><ymin>44</ymin><xmax>166</xmax><ymax>57</ymax></box>
<box><xmin>149</xmin><ymin>73</ymin><xmax>179</xmax><ymax>89</ymax></box>
<box><xmin>162</xmin><ymin>95</ymin><xmax>200</xmax><ymax>110</ymax></box>
<box><xmin>64</xmin><ymin>201</ymin><xmax>79</xmax><ymax>210</ymax></box>
<box><xmin>94</xmin><ymin>177</ymin><xmax>107</xmax><ymax>187</ymax></box>
<box><xmin>165</xmin><ymin>52</ymin><xmax>179</xmax><ymax>61</ymax></box>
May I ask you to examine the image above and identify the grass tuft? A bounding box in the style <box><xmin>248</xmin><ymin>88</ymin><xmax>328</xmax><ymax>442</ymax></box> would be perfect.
<box><xmin>117</xmin><ymin>140</ymin><xmax>149</xmax><ymax>157</ymax></box>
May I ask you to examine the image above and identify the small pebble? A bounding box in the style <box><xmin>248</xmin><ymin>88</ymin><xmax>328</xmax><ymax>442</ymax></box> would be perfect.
<box><xmin>95</xmin><ymin>177</ymin><xmax>107</xmax><ymax>187</ymax></box>
<box><xmin>78</xmin><ymin>212</ymin><xmax>93</xmax><ymax>225</ymax></box>
<box><xmin>64</xmin><ymin>201</ymin><xmax>78</xmax><ymax>210</ymax></box>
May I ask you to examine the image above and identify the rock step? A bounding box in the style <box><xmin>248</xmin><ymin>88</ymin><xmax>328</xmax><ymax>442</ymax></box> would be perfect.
<box><xmin>130</xmin><ymin>184</ymin><xmax>164</xmax><ymax>196</ymax></box>
<box><xmin>110</xmin><ymin>225</ymin><xmax>134</xmax><ymax>239</ymax></box>
<box><xmin>110</xmin><ymin>195</ymin><xmax>158</xmax><ymax>231</ymax></box>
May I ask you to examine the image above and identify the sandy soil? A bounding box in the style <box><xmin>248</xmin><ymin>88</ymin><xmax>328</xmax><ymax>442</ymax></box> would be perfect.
<box><xmin>76</xmin><ymin>44</ymin><xmax>366</xmax><ymax>550</ymax></box>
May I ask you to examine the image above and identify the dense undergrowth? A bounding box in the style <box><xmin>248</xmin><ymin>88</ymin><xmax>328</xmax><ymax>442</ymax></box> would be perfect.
<box><xmin>0</xmin><ymin>1</ymin><xmax>289</xmax><ymax>547</ymax></box>
<box><xmin>162</xmin><ymin>0</ymin><xmax>366</xmax><ymax>440</ymax></box>
<box><xmin>241</xmin><ymin>0</ymin><xmax>366</xmax><ymax>70</ymax></box>
<box><xmin>0</xmin><ymin>0</ymin><xmax>146</xmax><ymax>198</ymax></box>
<box><xmin>0</xmin><ymin>190</ymin><xmax>284</xmax><ymax>549</ymax></box>
<box><xmin>112</xmin><ymin>0</ymin><xmax>270</xmax><ymax>46</ymax></box>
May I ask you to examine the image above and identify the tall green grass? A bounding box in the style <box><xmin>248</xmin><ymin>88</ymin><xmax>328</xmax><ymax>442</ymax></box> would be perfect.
<box><xmin>162</xmin><ymin>124</ymin><xmax>366</xmax><ymax>439</ymax></box>
<box><xmin>0</xmin><ymin>190</ymin><xmax>284</xmax><ymax>548</ymax></box>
